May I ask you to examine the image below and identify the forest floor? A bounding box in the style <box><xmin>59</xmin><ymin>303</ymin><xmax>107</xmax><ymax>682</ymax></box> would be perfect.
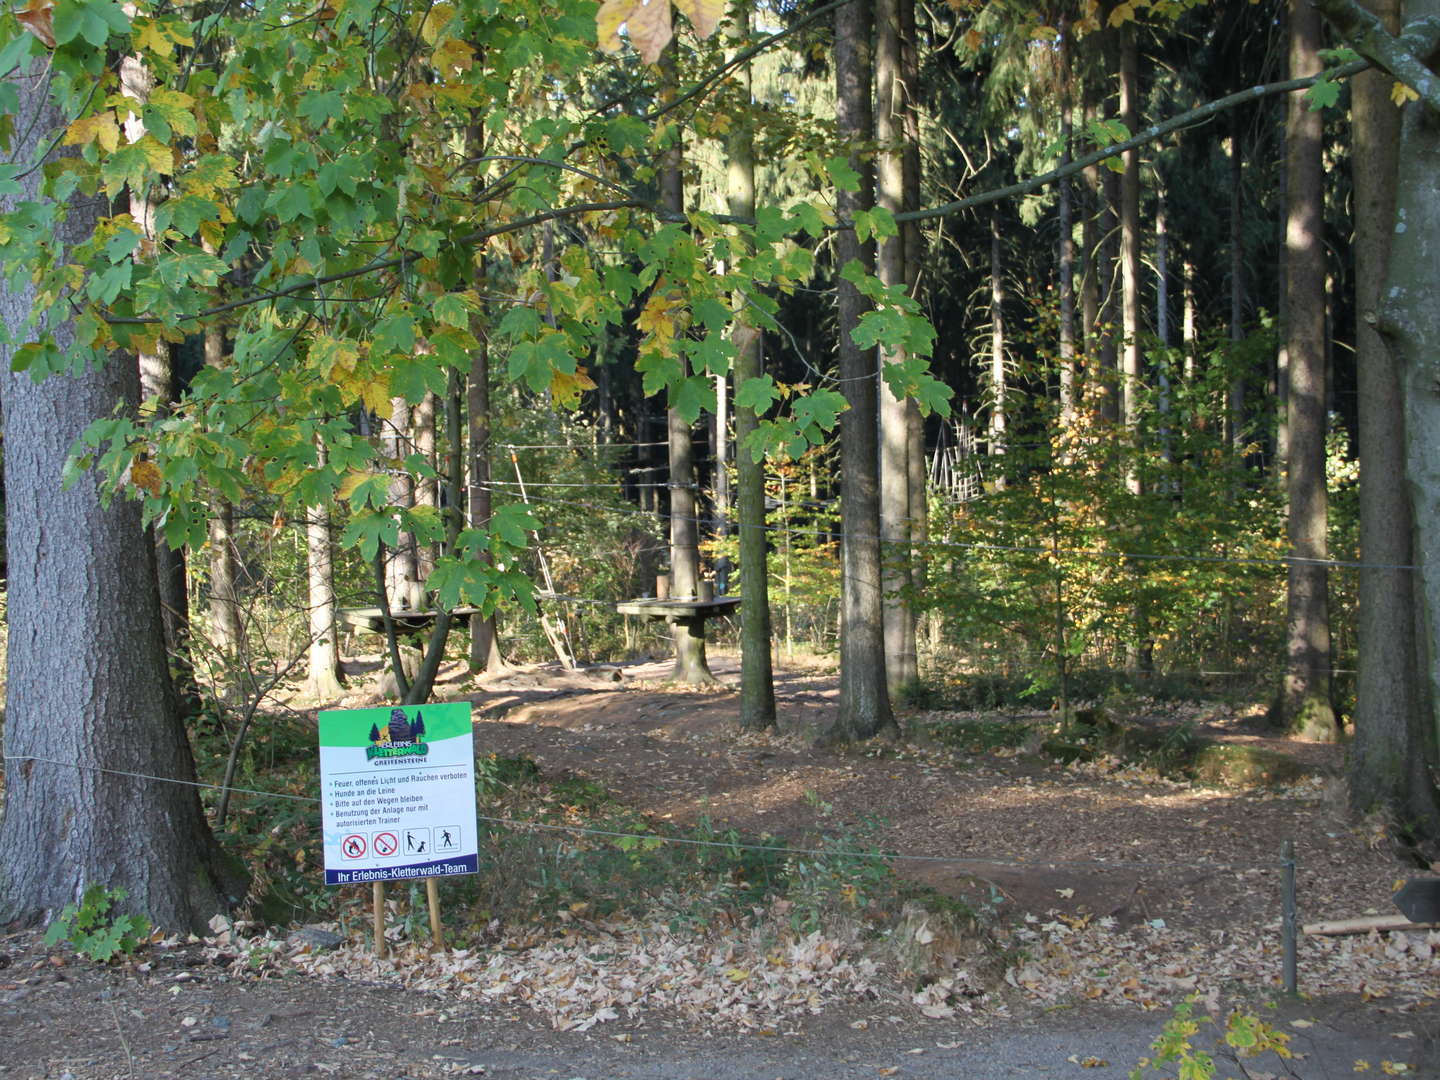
<box><xmin>3</xmin><ymin>654</ymin><xmax>1437</xmax><ymax>1078</ymax></box>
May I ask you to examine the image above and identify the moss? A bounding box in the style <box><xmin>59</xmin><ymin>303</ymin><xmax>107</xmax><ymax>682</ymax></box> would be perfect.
<box><xmin>1190</xmin><ymin>745</ymin><xmax>1310</xmax><ymax>788</ymax></box>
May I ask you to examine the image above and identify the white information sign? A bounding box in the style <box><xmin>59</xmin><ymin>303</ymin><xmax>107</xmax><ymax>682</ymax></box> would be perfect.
<box><xmin>319</xmin><ymin>703</ymin><xmax>478</xmax><ymax>885</ymax></box>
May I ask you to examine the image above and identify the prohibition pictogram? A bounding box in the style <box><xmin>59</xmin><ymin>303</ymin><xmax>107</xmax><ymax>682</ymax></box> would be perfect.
<box><xmin>372</xmin><ymin>831</ymin><xmax>399</xmax><ymax>857</ymax></box>
<box><xmin>341</xmin><ymin>834</ymin><xmax>367</xmax><ymax>859</ymax></box>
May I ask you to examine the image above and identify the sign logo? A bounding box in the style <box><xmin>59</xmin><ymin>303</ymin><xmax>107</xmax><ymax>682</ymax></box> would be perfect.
<box><xmin>341</xmin><ymin>834</ymin><xmax>368</xmax><ymax>859</ymax></box>
<box><xmin>372</xmin><ymin>831</ymin><xmax>398</xmax><ymax>857</ymax></box>
<box><xmin>404</xmin><ymin>828</ymin><xmax>431</xmax><ymax>855</ymax></box>
<box><xmin>435</xmin><ymin>826</ymin><xmax>460</xmax><ymax>853</ymax></box>
<box><xmin>366</xmin><ymin>707</ymin><xmax>430</xmax><ymax>762</ymax></box>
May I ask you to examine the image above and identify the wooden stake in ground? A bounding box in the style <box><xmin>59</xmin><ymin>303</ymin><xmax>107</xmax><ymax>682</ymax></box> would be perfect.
<box><xmin>373</xmin><ymin>881</ymin><xmax>387</xmax><ymax>958</ymax></box>
<box><xmin>426</xmin><ymin>877</ymin><xmax>444</xmax><ymax>951</ymax></box>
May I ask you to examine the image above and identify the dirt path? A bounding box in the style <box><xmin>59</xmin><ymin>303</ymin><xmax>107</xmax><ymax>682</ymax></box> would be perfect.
<box><xmin>4</xmin><ymin>657</ymin><xmax>1437</xmax><ymax>1078</ymax></box>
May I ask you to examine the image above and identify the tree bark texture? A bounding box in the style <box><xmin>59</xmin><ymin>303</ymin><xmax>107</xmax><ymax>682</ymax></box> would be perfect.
<box><xmin>0</xmin><ymin>62</ymin><xmax>231</xmax><ymax>930</ymax></box>
<box><xmin>1282</xmin><ymin>0</ymin><xmax>1340</xmax><ymax>740</ymax></box>
<box><xmin>384</xmin><ymin>394</ymin><xmax>423</xmax><ymax>611</ymax></box>
<box><xmin>828</xmin><ymin>0</ymin><xmax>895</xmax><ymax>743</ymax></box>
<box><xmin>413</xmin><ymin>387</ymin><xmax>438</xmax><ymax>582</ymax></box>
<box><xmin>1384</xmin><ymin>0</ymin><xmax>1440</xmax><ymax>814</ymax></box>
<box><xmin>876</xmin><ymin>0</ymin><xmax>917</xmax><ymax>697</ymax></box>
<box><xmin>1349</xmin><ymin>0</ymin><xmax>1440</xmax><ymax>844</ymax></box>
<box><xmin>467</xmin><ymin>274</ymin><xmax>506</xmax><ymax>674</ymax></box>
<box><xmin>988</xmin><ymin>206</ymin><xmax>1006</xmax><ymax>486</ymax></box>
<box><xmin>1119</xmin><ymin>23</ymin><xmax>1143</xmax><ymax>482</ymax></box>
<box><xmin>1228</xmin><ymin>107</ymin><xmax>1248</xmax><ymax>449</ymax></box>
<box><xmin>660</xmin><ymin>44</ymin><xmax>714</xmax><ymax>687</ymax></box>
<box><xmin>306</xmin><ymin>438</ymin><xmax>345</xmax><ymax>701</ymax></box>
<box><xmin>1058</xmin><ymin>24</ymin><xmax>1078</xmax><ymax>432</ymax></box>
<box><xmin>727</xmin><ymin>0</ymin><xmax>776</xmax><ymax>729</ymax></box>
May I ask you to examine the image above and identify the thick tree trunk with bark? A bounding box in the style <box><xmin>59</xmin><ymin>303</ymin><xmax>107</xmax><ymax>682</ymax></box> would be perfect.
<box><xmin>1371</xmin><ymin>0</ymin><xmax>1440</xmax><ymax>842</ymax></box>
<box><xmin>876</xmin><ymin>0</ymin><xmax>917</xmax><ymax>697</ymax></box>
<box><xmin>728</xmin><ymin>0</ymin><xmax>776</xmax><ymax>729</ymax></box>
<box><xmin>1349</xmin><ymin>0</ymin><xmax>1440</xmax><ymax>846</ymax></box>
<box><xmin>826</xmin><ymin>0</ymin><xmax>895</xmax><ymax>743</ymax></box>
<box><xmin>1281</xmin><ymin>0</ymin><xmax>1340</xmax><ymax>741</ymax></box>
<box><xmin>0</xmin><ymin>64</ymin><xmax>231</xmax><ymax>930</ymax></box>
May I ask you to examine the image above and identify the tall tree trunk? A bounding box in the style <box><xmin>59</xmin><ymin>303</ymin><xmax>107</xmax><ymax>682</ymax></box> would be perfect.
<box><xmin>988</xmin><ymin>205</ymin><xmax>1007</xmax><ymax>486</ymax></box>
<box><xmin>826</xmin><ymin>0</ymin><xmax>895</xmax><ymax>743</ymax></box>
<box><xmin>660</xmin><ymin>44</ymin><xmax>715</xmax><ymax>686</ymax></box>
<box><xmin>1080</xmin><ymin>88</ymin><xmax>1103</xmax><ymax>369</ymax></box>
<box><xmin>200</xmin><ymin>248</ymin><xmax>243</xmax><ymax>663</ymax></box>
<box><xmin>1228</xmin><ymin>107</ymin><xmax>1248</xmax><ymax>450</ymax></box>
<box><xmin>306</xmin><ymin>438</ymin><xmax>345</xmax><ymax>701</ymax></box>
<box><xmin>384</xmin><ymin>394</ymin><xmax>423</xmax><ymax>611</ymax></box>
<box><xmin>728</xmin><ymin>0</ymin><xmax>776</xmax><ymax>729</ymax></box>
<box><xmin>468</xmin><ymin>262</ymin><xmax>506</xmax><ymax>673</ymax></box>
<box><xmin>1156</xmin><ymin>196</ymin><xmax>1173</xmax><ymax>467</ymax></box>
<box><xmin>0</xmin><ymin>62</ymin><xmax>231</xmax><ymax>930</ymax></box>
<box><xmin>1096</xmin><ymin>21</ymin><xmax>1122</xmax><ymax>425</ymax></box>
<box><xmin>1119</xmin><ymin>22</ymin><xmax>1143</xmax><ymax>492</ymax></box>
<box><xmin>1058</xmin><ymin>21</ymin><xmax>1078</xmax><ymax>432</ymax></box>
<box><xmin>1377</xmin><ymin>0</ymin><xmax>1440</xmax><ymax>846</ymax></box>
<box><xmin>877</xmin><ymin>0</ymin><xmax>917</xmax><ymax>697</ymax></box>
<box><xmin>413</xmin><ymin>387</ymin><xmax>438</xmax><ymax>582</ymax></box>
<box><xmin>1348</xmin><ymin>0</ymin><xmax>1440</xmax><ymax>845</ymax></box>
<box><xmin>901</xmin><ymin>0</ymin><xmax>929</xmax><ymax>672</ymax></box>
<box><xmin>1281</xmin><ymin>0</ymin><xmax>1339</xmax><ymax>740</ymax></box>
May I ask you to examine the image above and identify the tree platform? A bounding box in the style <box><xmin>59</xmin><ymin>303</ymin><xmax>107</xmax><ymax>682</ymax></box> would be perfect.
<box><xmin>614</xmin><ymin>597</ymin><xmax>741</xmax><ymax>624</ymax></box>
<box><xmin>338</xmin><ymin>607</ymin><xmax>481</xmax><ymax>635</ymax></box>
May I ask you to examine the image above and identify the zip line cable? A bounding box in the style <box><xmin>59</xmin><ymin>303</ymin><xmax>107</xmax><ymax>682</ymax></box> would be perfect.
<box><xmin>0</xmin><ymin>754</ymin><xmax>1285</xmax><ymax>876</ymax></box>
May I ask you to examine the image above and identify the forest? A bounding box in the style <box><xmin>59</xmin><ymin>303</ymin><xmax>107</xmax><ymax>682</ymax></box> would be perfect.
<box><xmin>0</xmin><ymin>0</ymin><xmax>1438</xmax><ymax>974</ymax></box>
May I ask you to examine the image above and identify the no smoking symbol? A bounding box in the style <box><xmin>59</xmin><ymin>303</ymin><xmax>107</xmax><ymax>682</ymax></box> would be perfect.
<box><xmin>341</xmin><ymin>834</ymin><xmax>367</xmax><ymax>859</ymax></box>
<box><xmin>372</xmin><ymin>831</ymin><xmax>398</xmax><ymax>857</ymax></box>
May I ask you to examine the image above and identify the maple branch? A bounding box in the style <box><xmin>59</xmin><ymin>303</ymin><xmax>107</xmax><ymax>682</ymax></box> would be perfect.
<box><xmin>105</xmin><ymin>200</ymin><xmax>649</xmax><ymax>325</ymax></box>
<box><xmin>895</xmin><ymin>60</ymin><xmax>1371</xmax><ymax>226</ymax></box>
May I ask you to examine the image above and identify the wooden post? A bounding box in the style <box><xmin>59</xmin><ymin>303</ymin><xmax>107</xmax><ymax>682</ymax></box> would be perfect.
<box><xmin>1281</xmin><ymin>840</ymin><xmax>1297</xmax><ymax>995</ymax></box>
<box><xmin>373</xmin><ymin>881</ymin><xmax>387</xmax><ymax>958</ymax></box>
<box><xmin>426</xmin><ymin>877</ymin><xmax>444</xmax><ymax>951</ymax></box>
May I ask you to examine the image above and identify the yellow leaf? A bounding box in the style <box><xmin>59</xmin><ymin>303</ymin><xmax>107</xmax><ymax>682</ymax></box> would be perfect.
<box><xmin>420</xmin><ymin>2</ymin><xmax>454</xmax><ymax>44</ymax></box>
<box><xmin>1391</xmin><ymin>81</ymin><xmax>1419</xmax><ymax>106</ymax></box>
<box><xmin>673</xmin><ymin>0</ymin><xmax>722</xmax><ymax>39</ymax></box>
<box><xmin>596</xmin><ymin>0</ymin><xmax>633</xmax><ymax>52</ymax></box>
<box><xmin>337</xmin><ymin>471</ymin><xmax>376</xmax><ymax>501</ymax></box>
<box><xmin>132</xmin><ymin>16</ymin><xmax>192</xmax><ymax>57</ymax></box>
<box><xmin>724</xmin><ymin>967</ymin><xmax>749</xmax><ymax>982</ymax></box>
<box><xmin>1108</xmin><ymin>0</ymin><xmax>1137</xmax><ymax>27</ymax></box>
<box><xmin>550</xmin><ymin>366</ymin><xmax>596</xmax><ymax>409</ymax></box>
<box><xmin>137</xmin><ymin>135</ymin><xmax>175</xmax><ymax>174</ymax></box>
<box><xmin>64</xmin><ymin>111</ymin><xmax>121</xmax><ymax>154</ymax></box>
<box><xmin>433</xmin><ymin>37</ymin><xmax>475</xmax><ymax>75</ymax></box>
<box><xmin>360</xmin><ymin>375</ymin><xmax>392</xmax><ymax>416</ymax></box>
<box><xmin>596</xmin><ymin>0</ymin><xmax>672</xmax><ymax>62</ymax></box>
<box><xmin>130</xmin><ymin>460</ymin><xmax>163</xmax><ymax>495</ymax></box>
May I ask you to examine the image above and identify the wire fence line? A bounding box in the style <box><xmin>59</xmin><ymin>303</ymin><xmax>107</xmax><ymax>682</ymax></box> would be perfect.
<box><xmin>0</xmin><ymin>752</ymin><xmax>1286</xmax><ymax>876</ymax></box>
<box><xmin>467</xmin><ymin>481</ymin><xmax>1415</xmax><ymax>573</ymax></box>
